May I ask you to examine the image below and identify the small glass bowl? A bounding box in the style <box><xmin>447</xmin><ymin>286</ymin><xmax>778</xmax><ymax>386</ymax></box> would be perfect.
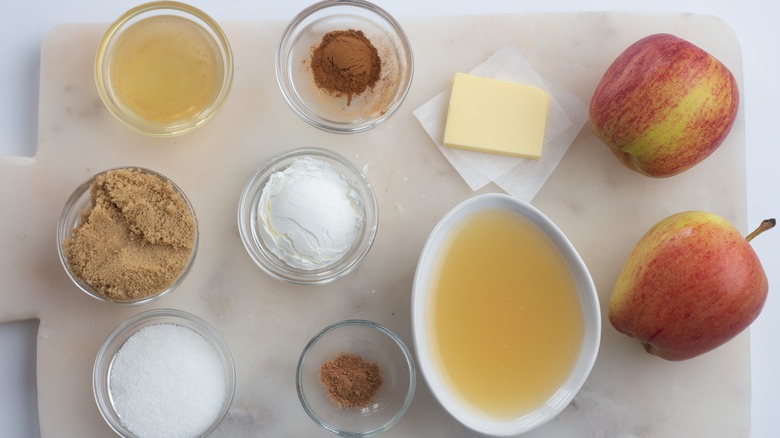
<box><xmin>95</xmin><ymin>1</ymin><xmax>233</xmax><ymax>136</ymax></box>
<box><xmin>237</xmin><ymin>147</ymin><xmax>378</xmax><ymax>285</ymax></box>
<box><xmin>93</xmin><ymin>308</ymin><xmax>235</xmax><ymax>438</ymax></box>
<box><xmin>297</xmin><ymin>320</ymin><xmax>416</xmax><ymax>436</ymax></box>
<box><xmin>57</xmin><ymin>167</ymin><xmax>198</xmax><ymax>305</ymax></box>
<box><xmin>276</xmin><ymin>0</ymin><xmax>413</xmax><ymax>133</ymax></box>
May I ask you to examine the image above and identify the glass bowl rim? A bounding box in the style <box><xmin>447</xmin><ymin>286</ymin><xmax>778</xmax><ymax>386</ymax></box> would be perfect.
<box><xmin>296</xmin><ymin>319</ymin><xmax>417</xmax><ymax>436</ymax></box>
<box><xmin>237</xmin><ymin>147</ymin><xmax>379</xmax><ymax>286</ymax></box>
<box><xmin>94</xmin><ymin>0</ymin><xmax>234</xmax><ymax>137</ymax></box>
<box><xmin>92</xmin><ymin>307</ymin><xmax>236</xmax><ymax>437</ymax></box>
<box><xmin>275</xmin><ymin>0</ymin><xmax>414</xmax><ymax>134</ymax></box>
<box><xmin>56</xmin><ymin>166</ymin><xmax>199</xmax><ymax>306</ymax></box>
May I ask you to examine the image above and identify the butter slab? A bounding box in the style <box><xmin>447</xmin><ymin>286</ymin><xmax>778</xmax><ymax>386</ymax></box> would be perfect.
<box><xmin>443</xmin><ymin>72</ymin><xmax>550</xmax><ymax>159</ymax></box>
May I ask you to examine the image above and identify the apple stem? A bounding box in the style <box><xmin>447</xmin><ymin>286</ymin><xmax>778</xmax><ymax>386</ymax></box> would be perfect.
<box><xmin>746</xmin><ymin>219</ymin><xmax>776</xmax><ymax>242</ymax></box>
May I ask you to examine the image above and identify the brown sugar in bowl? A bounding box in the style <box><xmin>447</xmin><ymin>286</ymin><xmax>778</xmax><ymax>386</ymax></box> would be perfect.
<box><xmin>57</xmin><ymin>167</ymin><xmax>198</xmax><ymax>305</ymax></box>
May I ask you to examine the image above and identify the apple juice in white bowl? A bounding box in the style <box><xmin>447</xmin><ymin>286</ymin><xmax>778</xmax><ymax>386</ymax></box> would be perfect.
<box><xmin>412</xmin><ymin>193</ymin><xmax>601</xmax><ymax>436</ymax></box>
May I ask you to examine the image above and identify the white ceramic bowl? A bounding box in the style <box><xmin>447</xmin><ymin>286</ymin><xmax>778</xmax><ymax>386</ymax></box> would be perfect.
<box><xmin>411</xmin><ymin>193</ymin><xmax>600</xmax><ymax>436</ymax></box>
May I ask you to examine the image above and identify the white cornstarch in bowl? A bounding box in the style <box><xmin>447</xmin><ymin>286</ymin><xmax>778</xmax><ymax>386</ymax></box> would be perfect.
<box><xmin>237</xmin><ymin>147</ymin><xmax>378</xmax><ymax>285</ymax></box>
<box><xmin>109</xmin><ymin>323</ymin><xmax>227</xmax><ymax>438</ymax></box>
<box><xmin>257</xmin><ymin>156</ymin><xmax>365</xmax><ymax>270</ymax></box>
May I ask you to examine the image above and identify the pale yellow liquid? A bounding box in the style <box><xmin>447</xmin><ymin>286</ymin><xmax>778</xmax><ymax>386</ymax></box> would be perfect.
<box><xmin>429</xmin><ymin>209</ymin><xmax>583</xmax><ymax>419</ymax></box>
<box><xmin>109</xmin><ymin>15</ymin><xmax>222</xmax><ymax>124</ymax></box>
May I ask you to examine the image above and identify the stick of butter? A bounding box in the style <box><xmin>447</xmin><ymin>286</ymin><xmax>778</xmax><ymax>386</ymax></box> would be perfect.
<box><xmin>443</xmin><ymin>72</ymin><xmax>550</xmax><ymax>159</ymax></box>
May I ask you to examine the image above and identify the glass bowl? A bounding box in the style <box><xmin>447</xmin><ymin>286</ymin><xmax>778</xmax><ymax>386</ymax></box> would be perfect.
<box><xmin>95</xmin><ymin>1</ymin><xmax>233</xmax><ymax>136</ymax></box>
<box><xmin>93</xmin><ymin>308</ymin><xmax>235</xmax><ymax>438</ymax></box>
<box><xmin>57</xmin><ymin>167</ymin><xmax>198</xmax><ymax>305</ymax></box>
<box><xmin>411</xmin><ymin>193</ymin><xmax>601</xmax><ymax>436</ymax></box>
<box><xmin>276</xmin><ymin>0</ymin><xmax>413</xmax><ymax>133</ymax></box>
<box><xmin>237</xmin><ymin>147</ymin><xmax>378</xmax><ymax>285</ymax></box>
<box><xmin>297</xmin><ymin>320</ymin><xmax>416</xmax><ymax>436</ymax></box>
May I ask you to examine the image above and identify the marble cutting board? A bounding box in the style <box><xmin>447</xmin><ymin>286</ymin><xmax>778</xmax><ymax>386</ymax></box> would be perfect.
<box><xmin>0</xmin><ymin>12</ymin><xmax>749</xmax><ymax>437</ymax></box>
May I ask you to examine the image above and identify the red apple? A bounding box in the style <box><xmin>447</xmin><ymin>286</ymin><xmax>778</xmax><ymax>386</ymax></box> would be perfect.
<box><xmin>608</xmin><ymin>211</ymin><xmax>774</xmax><ymax>361</ymax></box>
<box><xmin>589</xmin><ymin>33</ymin><xmax>739</xmax><ymax>177</ymax></box>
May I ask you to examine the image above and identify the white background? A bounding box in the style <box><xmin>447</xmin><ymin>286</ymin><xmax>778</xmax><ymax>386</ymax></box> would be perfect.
<box><xmin>1</xmin><ymin>1</ymin><xmax>777</xmax><ymax>436</ymax></box>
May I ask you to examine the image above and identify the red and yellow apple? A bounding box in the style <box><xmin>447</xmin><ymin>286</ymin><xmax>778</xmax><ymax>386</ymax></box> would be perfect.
<box><xmin>589</xmin><ymin>33</ymin><xmax>739</xmax><ymax>177</ymax></box>
<box><xmin>608</xmin><ymin>211</ymin><xmax>774</xmax><ymax>361</ymax></box>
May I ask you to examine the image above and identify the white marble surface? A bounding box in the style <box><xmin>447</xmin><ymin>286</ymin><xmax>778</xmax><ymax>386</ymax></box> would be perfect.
<box><xmin>3</xmin><ymin>1</ymin><xmax>778</xmax><ymax>436</ymax></box>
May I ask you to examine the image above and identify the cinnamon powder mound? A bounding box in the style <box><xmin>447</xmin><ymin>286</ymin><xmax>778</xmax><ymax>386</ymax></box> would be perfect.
<box><xmin>319</xmin><ymin>352</ymin><xmax>383</xmax><ymax>408</ymax></box>
<box><xmin>62</xmin><ymin>168</ymin><xmax>195</xmax><ymax>301</ymax></box>
<box><xmin>311</xmin><ymin>29</ymin><xmax>382</xmax><ymax>105</ymax></box>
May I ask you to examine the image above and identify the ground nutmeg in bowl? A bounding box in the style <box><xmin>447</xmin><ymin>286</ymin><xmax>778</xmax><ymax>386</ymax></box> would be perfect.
<box><xmin>319</xmin><ymin>352</ymin><xmax>383</xmax><ymax>408</ymax></box>
<box><xmin>62</xmin><ymin>168</ymin><xmax>196</xmax><ymax>301</ymax></box>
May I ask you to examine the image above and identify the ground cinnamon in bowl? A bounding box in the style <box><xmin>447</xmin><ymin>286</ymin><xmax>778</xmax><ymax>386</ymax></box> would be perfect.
<box><xmin>311</xmin><ymin>29</ymin><xmax>382</xmax><ymax>105</ymax></box>
<box><xmin>60</xmin><ymin>167</ymin><xmax>196</xmax><ymax>303</ymax></box>
<box><xmin>319</xmin><ymin>352</ymin><xmax>383</xmax><ymax>408</ymax></box>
